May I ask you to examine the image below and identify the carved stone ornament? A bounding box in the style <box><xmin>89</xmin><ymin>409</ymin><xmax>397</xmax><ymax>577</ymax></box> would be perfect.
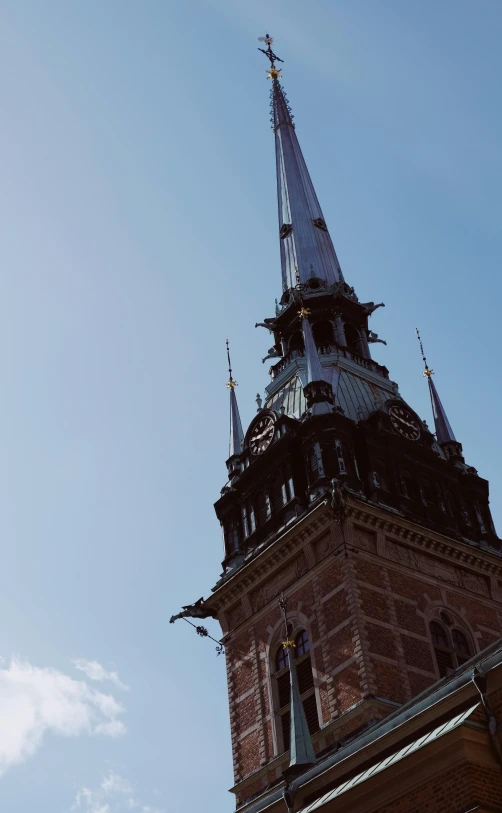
<box><xmin>251</xmin><ymin>554</ymin><xmax>309</xmax><ymax>612</ymax></box>
<box><xmin>353</xmin><ymin>528</ymin><xmax>377</xmax><ymax>553</ymax></box>
<box><xmin>385</xmin><ymin>539</ymin><xmax>489</xmax><ymax>597</ymax></box>
<box><xmin>280</xmin><ymin>223</ymin><xmax>293</xmax><ymax>239</ymax></box>
<box><xmin>314</xmin><ymin>531</ymin><xmax>334</xmax><ymax>562</ymax></box>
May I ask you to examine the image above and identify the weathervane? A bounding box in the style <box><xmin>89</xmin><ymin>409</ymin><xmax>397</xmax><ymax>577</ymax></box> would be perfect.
<box><xmin>416</xmin><ymin>328</ymin><xmax>433</xmax><ymax>378</ymax></box>
<box><xmin>226</xmin><ymin>339</ymin><xmax>237</xmax><ymax>389</ymax></box>
<box><xmin>258</xmin><ymin>33</ymin><xmax>284</xmax><ymax>79</ymax></box>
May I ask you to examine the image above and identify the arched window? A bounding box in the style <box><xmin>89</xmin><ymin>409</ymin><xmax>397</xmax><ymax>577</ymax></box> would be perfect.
<box><xmin>312</xmin><ymin>321</ymin><xmax>334</xmax><ymax>348</ymax></box>
<box><xmin>443</xmin><ymin>490</ymin><xmax>457</xmax><ymax>518</ymax></box>
<box><xmin>273</xmin><ymin>630</ymin><xmax>319</xmax><ymax>753</ymax></box>
<box><xmin>269</xmin><ymin>476</ymin><xmax>284</xmax><ymax>513</ymax></box>
<box><xmin>344</xmin><ymin>323</ymin><xmax>360</xmax><ymax>356</ymax></box>
<box><xmin>421</xmin><ymin>479</ymin><xmax>437</xmax><ymax>506</ymax></box>
<box><xmin>225</xmin><ymin>520</ymin><xmax>240</xmax><ymax>555</ymax></box>
<box><xmin>255</xmin><ymin>491</ymin><xmax>271</xmax><ymax>527</ymax></box>
<box><xmin>430</xmin><ymin>617</ymin><xmax>473</xmax><ymax>678</ymax></box>
<box><xmin>308</xmin><ymin>447</ymin><xmax>319</xmax><ymax>482</ymax></box>
<box><xmin>401</xmin><ymin>470</ymin><xmax>420</xmax><ymax>502</ymax></box>
<box><xmin>289</xmin><ymin>331</ymin><xmax>305</xmax><ymax>353</ymax></box>
<box><xmin>374</xmin><ymin>459</ymin><xmax>390</xmax><ymax>491</ymax></box>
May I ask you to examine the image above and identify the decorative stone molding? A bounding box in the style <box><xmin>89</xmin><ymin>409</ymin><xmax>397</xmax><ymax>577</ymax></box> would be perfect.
<box><xmin>250</xmin><ymin>553</ymin><xmax>309</xmax><ymax>612</ymax></box>
<box><xmin>209</xmin><ymin>496</ymin><xmax>502</xmax><ymax>618</ymax></box>
<box><xmin>385</xmin><ymin>539</ymin><xmax>490</xmax><ymax>597</ymax></box>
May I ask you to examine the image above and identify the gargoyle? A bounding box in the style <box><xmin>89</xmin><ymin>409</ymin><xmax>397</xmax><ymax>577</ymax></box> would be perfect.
<box><xmin>361</xmin><ymin>301</ymin><xmax>385</xmax><ymax>316</ymax></box>
<box><xmin>255</xmin><ymin>321</ymin><xmax>275</xmax><ymax>331</ymax></box>
<box><xmin>170</xmin><ymin>597</ymin><xmax>217</xmax><ymax>624</ymax></box>
<box><xmin>262</xmin><ymin>347</ymin><xmax>282</xmax><ymax>363</ymax></box>
<box><xmin>368</xmin><ymin>331</ymin><xmax>387</xmax><ymax>345</ymax></box>
<box><xmin>325</xmin><ymin>477</ymin><xmax>347</xmax><ymax>522</ymax></box>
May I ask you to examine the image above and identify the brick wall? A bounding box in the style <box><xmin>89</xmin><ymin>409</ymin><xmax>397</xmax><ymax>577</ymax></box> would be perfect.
<box><xmin>372</xmin><ymin>761</ymin><xmax>502</xmax><ymax>813</ymax></box>
<box><xmin>222</xmin><ymin>514</ymin><xmax>502</xmax><ymax>794</ymax></box>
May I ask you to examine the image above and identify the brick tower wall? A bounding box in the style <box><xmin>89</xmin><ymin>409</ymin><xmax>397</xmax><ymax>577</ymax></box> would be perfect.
<box><xmin>216</xmin><ymin>503</ymin><xmax>502</xmax><ymax>805</ymax></box>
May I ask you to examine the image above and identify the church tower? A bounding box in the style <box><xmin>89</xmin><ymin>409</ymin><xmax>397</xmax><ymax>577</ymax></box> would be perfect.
<box><xmin>171</xmin><ymin>36</ymin><xmax>502</xmax><ymax>813</ymax></box>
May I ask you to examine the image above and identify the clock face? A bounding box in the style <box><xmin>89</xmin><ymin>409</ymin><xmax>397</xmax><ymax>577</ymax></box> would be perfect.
<box><xmin>389</xmin><ymin>404</ymin><xmax>421</xmax><ymax>441</ymax></box>
<box><xmin>249</xmin><ymin>415</ymin><xmax>276</xmax><ymax>455</ymax></box>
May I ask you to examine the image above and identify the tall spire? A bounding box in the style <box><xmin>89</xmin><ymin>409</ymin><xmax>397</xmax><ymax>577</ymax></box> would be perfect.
<box><xmin>416</xmin><ymin>329</ymin><xmax>457</xmax><ymax>445</ymax></box>
<box><xmin>258</xmin><ymin>35</ymin><xmax>344</xmax><ymax>291</ymax></box>
<box><xmin>278</xmin><ymin>593</ymin><xmax>316</xmax><ymax>775</ymax></box>
<box><xmin>226</xmin><ymin>340</ymin><xmax>244</xmax><ymax>459</ymax></box>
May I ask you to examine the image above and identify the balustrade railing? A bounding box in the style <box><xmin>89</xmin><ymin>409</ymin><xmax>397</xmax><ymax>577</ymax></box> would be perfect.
<box><xmin>269</xmin><ymin>344</ymin><xmax>389</xmax><ymax>380</ymax></box>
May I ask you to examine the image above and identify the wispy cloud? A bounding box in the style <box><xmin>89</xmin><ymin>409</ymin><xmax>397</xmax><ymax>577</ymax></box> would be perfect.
<box><xmin>71</xmin><ymin>771</ymin><xmax>162</xmax><ymax>813</ymax></box>
<box><xmin>72</xmin><ymin>660</ymin><xmax>129</xmax><ymax>691</ymax></box>
<box><xmin>0</xmin><ymin>657</ymin><xmax>126</xmax><ymax>776</ymax></box>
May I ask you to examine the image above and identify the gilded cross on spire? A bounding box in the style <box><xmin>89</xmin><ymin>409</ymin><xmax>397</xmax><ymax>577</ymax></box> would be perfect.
<box><xmin>258</xmin><ymin>33</ymin><xmax>284</xmax><ymax>79</ymax></box>
<box><xmin>226</xmin><ymin>339</ymin><xmax>237</xmax><ymax>388</ymax></box>
<box><xmin>278</xmin><ymin>591</ymin><xmax>295</xmax><ymax>649</ymax></box>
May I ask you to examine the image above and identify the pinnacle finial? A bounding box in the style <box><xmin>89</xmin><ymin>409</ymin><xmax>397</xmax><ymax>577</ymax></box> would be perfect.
<box><xmin>277</xmin><ymin>593</ymin><xmax>316</xmax><ymax>771</ymax></box>
<box><xmin>416</xmin><ymin>329</ymin><xmax>457</xmax><ymax>446</ymax></box>
<box><xmin>226</xmin><ymin>339</ymin><xmax>237</xmax><ymax>389</ymax></box>
<box><xmin>226</xmin><ymin>340</ymin><xmax>244</xmax><ymax>460</ymax></box>
<box><xmin>416</xmin><ymin>328</ymin><xmax>433</xmax><ymax>378</ymax></box>
<box><xmin>258</xmin><ymin>33</ymin><xmax>284</xmax><ymax>79</ymax></box>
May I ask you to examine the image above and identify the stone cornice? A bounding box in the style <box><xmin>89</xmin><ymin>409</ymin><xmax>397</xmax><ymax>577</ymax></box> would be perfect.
<box><xmin>208</xmin><ymin>496</ymin><xmax>502</xmax><ymax>618</ymax></box>
<box><xmin>209</xmin><ymin>503</ymin><xmax>331</xmax><ymax>615</ymax></box>
<box><xmin>350</xmin><ymin>500</ymin><xmax>502</xmax><ymax>578</ymax></box>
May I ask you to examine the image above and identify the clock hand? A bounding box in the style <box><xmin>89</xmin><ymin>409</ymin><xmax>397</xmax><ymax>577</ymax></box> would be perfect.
<box><xmin>394</xmin><ymin>414</ymin><xmax>417</xmax><ymax>430</ymax></box>
<box><xmin>253</xmin><ymin>427</ymin><xmax>273</xmax><ymax>443</ymax></box>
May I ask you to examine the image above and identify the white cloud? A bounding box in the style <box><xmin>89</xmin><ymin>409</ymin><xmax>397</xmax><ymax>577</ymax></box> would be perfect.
<box><xmin>0</xmin><ymin>657</ymin><xmax>126</xmax><ymax>775</ymax></box>
<box><xmin>72</xmin><ymin>660</ymin><xmax>129</xmax><ymax>691</ymax></box>
<box><xmin>71</xmin><ymin>771</ymin><xmax>162</xmax><ymax>813</ymax></box>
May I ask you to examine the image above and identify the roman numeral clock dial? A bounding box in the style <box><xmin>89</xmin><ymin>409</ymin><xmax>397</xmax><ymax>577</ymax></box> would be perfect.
<box><xmin>389</xmin><ymin>404</ymin><xmax>421</xmax><ymax>441</ymax></box>
<box><xmin>249</xmin><ymin>415</ymin><xmax>276</xmax><ymax>455</ymax></box>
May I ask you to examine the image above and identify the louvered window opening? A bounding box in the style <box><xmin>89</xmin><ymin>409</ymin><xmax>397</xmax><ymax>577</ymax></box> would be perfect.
<box><xmin>225</xmin><ymin>521</ymin><xmax>240</xmax><ymax>554</ymax></box>
<box><xmin>375</xmin><ymin>460</ymin><xmax>390</xmax><ymax>492</ymax></box>
<box><xmin>274</xmin><ymin>632</ymin><xmax>319</xmax><ymax>753</ymax></box>
<box><xmin>422</xmin><ymin>479</ymin><xmax>437</xmax><ymax>505</ymax></box>
<box><xmin>430</xmin><ymin>621</ymin><xmax>472</xmax><ymax>677</ymax></box>
<box><xmin>309</xmin><ymin>447</ymin><xmax>319</xmax><ymax>481</ymax></box>
<box><xmin>243</xmin><ymin>466</ymin><xmax>296</xmax><ymax>539</ymax></box>
<box><xmin>402</xmin><ymin>472</ymin><xmax>420</xmax><ymax>501</ymax></box>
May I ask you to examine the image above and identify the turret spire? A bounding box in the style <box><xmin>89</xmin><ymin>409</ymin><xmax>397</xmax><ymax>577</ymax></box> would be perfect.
<box><xmin>226</xmin><ymin>340</ymin><xmax>244</xmax><ymax>459</ymax></box>
<box><xmin>278</xmin><ymin>593</ymin><xmax>316</xmax><ymax>775</ymax></box>
<box><xmin>258</xmin><ymin>35</ymin><xmax>344</xmax><ymax>292</ymax></box>
<box><xmin>299</xmin><ymin>306</ymin><xmax>333</xmax><ymax>414</ymax></box>
<box><xmin>416</xmin><ymin>329</ymin><xmax>457</xmax><ymax>445</ymax></box>
<box><xmin>299</xmin><ymin>307</ymin><xmax>325</xmax><ymax>385</ymax></box>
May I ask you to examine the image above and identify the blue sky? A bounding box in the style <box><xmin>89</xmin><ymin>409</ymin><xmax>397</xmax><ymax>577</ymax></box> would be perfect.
<box><xmin>0</xmin><ymin>0</ymin><xmax>501</xmax><ymax>810</ymax></box>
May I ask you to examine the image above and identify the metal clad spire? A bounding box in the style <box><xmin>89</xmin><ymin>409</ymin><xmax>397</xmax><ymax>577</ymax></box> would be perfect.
<box><xmin>278</xmin><ymin>593</ymin><xmax>316</xmax><ymax>771</ymax></box>
<box><xmin>416</xmin><ymin>329</ymin><xmax>456</xmax><ymax>444</ymax></box>
<box><xmin>258</xmin><ymin>35</ymin><xmax>344</xmax><ymax>291</ymax></box>
<box><xmin>226</xmin><ymin>340</ymin><xmax>244</xmax><ymax>458</ymax></box>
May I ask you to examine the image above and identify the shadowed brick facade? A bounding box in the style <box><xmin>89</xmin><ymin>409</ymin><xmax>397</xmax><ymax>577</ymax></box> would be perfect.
<box><xmin>210</xmin><ymin>500</ymin><xmax>502</xmax><ymax>807</ymax></box>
